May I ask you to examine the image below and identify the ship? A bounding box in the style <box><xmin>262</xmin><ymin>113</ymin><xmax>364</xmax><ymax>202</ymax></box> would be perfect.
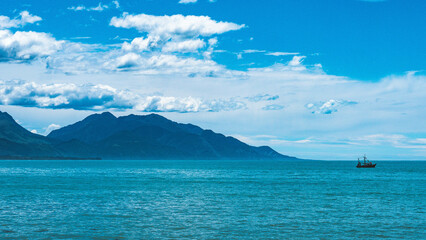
<box><xmin>356</xmin><ymin>155</ymin><xmax>376</xmax><ymax>168</ymax></box>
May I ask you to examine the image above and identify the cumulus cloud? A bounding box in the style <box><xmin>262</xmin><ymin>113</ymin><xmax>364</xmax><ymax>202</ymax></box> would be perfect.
<box><xmin>0</xmin><ymin>11</ymin><xmax>42</xmax><ymax>29</ymax></box>
<box><xmin>105</xmin><ymin>13</ymin><xmax>245</xmax><ymax>75</ymax></box>
<box><xmin>0</xmin><ymin>12</ymin><xmax>60</xmax><ymax>63</ymax></box>
<box><xmin>0</xmin><ymin>80</ymin><xmax>245</xmax><ymax>113</ymax></box>
<box><xmin>122</xmin><ymin>36</ymin><xmax>160</xmax><ymax>52</ymax></box>
<box><xmin>306</xmin><ymin>99</ymin><xmax>357</xmax><ymax>114</ymax></box>
<box><xmin>0</xmin><ymin>30</ymin><xmax>64</xmax><ymax>61</ymax></box>
<box><xmin>114</xmin><ymin>52</ymin><xmax>142</xmax><ymax>69</ymax></box>
<box><xmin>110</xmin><ymin>13</ymin><xmax>245</xmax><ymax>38</ymax></box>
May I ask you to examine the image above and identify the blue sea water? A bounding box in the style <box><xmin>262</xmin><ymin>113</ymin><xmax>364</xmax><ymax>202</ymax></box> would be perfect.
<box><xmin>0</xmin><ymin>160</ymin><xmax>424</xmax><ymax>239</ymax></box>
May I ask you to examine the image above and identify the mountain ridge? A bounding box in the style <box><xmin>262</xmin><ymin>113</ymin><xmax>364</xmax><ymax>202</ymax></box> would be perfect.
<box><xmin>0</xmin><ymin>111</ymin><xmax>297</xmax><ymax>160</ymax></box>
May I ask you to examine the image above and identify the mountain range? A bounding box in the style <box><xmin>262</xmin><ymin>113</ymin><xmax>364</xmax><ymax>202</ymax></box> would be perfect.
<box><xmin>0</xmin><ymin>111</ymin><xmax>297</xmax><ymax>160</ymax></box>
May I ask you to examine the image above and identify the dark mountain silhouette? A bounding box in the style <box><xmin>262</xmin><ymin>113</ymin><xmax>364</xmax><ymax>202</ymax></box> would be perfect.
<box><xmin>48</xmin><ymin>112</ymin><xmax>295</xmax><ymax>160</ymax></box>
<box><xmin>0</xmin><ymin>111</ymin><xmax>62</xmax><ymax>158</ymax></box>
<box><xmin>0</xmin><ymin>110</ymin><xmax>297</xmax><ymax>160</ymax></box>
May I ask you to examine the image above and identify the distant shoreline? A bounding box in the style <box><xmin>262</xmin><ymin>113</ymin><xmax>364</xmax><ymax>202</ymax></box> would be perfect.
<box><xmin>0</xmin><ymin>156</ymin><xmax>102</xmax><ymax>160</ymax></box>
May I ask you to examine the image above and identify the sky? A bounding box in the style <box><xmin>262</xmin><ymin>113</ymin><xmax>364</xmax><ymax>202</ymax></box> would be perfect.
<box><xmin>0</xmin><ymin>0</ymin><xmax>425</xmax><ymax>160</ymax></box>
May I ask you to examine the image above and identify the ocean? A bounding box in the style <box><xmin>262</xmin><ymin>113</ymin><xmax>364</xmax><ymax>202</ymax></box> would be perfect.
<box><xmin>0</xmin><ymin>160</ymin><xmax>424</xmax><ymax>239</ymax></box>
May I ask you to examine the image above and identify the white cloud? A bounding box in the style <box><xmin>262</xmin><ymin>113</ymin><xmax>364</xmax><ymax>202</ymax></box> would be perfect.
<box><xmin>45</xmin><ymin>42</ymin><xmax>115</xmax><ymax>74</ymax></box>
<box><xmin>162</xmin><ymin>39</ymin><xmax>206</xmax><ymax>52</ymax></box>
<box><xmin>112</xmin><ymin>1</ymin><xmax>120</xmax><ymax>8</ymax></box>
<box><xmin>68</xmin><ymin>3</ymin><xmax>108</xmax><ymax>12</ymax></box>
<box><xmin>144</xmin><ymin>54</ymin><xmax>221</xmax><ymax>74</ymax></box>
<box><xmin>0</xmin><ymin>12</ymin><xmax>60</xmax><ymax>62</ymax></box>
<box><xmin>122</xmin><ymin>36</ymin><xmax>160</xmax><ymax>52</ymax></box>
<box><xmin>179</xmin><ymin>0</ymin><xmax>198</xmax><ymax>4</ymax></box>
<box><xmin>208</xmin><ymin>38</ymin><xmax>218</xmax><ymax>46</ymax></box>
<box><xmin>0</xmin><ymin>30</ymin><xmax>64</xmax><ymax>61</ymax></box>
<box><xmin>0</xmin><ymin>11</ymin><xmax>42</xmax><ymax>29</ymax></box>
<box><xmin>114</xmin><ymin>52</ymin><xmax>142</xmax><ymax>69</ymax></box>
<box><xmin>243</xmin><ymin>49</ymin><xmax>266</xmax><ymax>54</ymax></box>
<box><xmin>288</xmin><ymin>55</ymin><xmax>305</xmax><ymax>66</ymax></box>
<box><xmin>110</xmin><ymin>13</ymin><xmax>245</xmax><ymax>38</ymax></box>
<box><xmin>41</xmin><ymin>39</ymin><xmax>227</xmax><ymax>76</ymax></box>
<box><xmin>101</xmin><ymin>52</ymin><xmax>225</xmax><ymax>75</ymax></box>
<box><xmin>106</xmin><ymin>14</ymin><xmax>244</xmax><ymax>75</ymax></box>
<box><xmin>17</xmin><ymin>11</ymin><xmax>42</xmax><ymax>25</ymax></box>
<box><xmin>266</xmin><ymin>52</ymin><xmax>300</xmax><ymax>56</ymax></box>
<box><xmin>306</xmin><ymin>99</ymin><xmax>357</xmax><ymax>114</ymax></box>
<box><xmin>203</xmin><ymin>37</ymin><xmax>217</xmax><ymax>59</ymax></box>
<box><xmin>90</xmin><ymin>3</ymin><xmax>109</xmax><ymax>11</ymax></box>
<box><xmin>0</xmin><ymin>80</ymin><xmax>245</xmax><ymax>113</ymax></box>
<box><xmin>44</xmin><ymin>124</ymin><xmax>61</xmax><ymax>135</ymax></box>
<box><xmin>68</xmin><ymin>1</ymin><xmax>120</xmax><ymax>12</ymax></box>
<box><xmin>68</xmin><ymin>6</ymin><xmax>86</xmax><ymax>11</ymax></box>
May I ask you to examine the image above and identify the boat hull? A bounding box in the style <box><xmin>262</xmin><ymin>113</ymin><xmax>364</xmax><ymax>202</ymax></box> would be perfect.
<box><xmin>356</xmin><ymin>164</ymin><xmax>376</xmax><ymax>168</ymax></box>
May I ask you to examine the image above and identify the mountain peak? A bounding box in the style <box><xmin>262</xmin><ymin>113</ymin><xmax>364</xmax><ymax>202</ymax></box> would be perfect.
<box><xmin>86</xmin><ymin>111</ymin><xmax>116</xmax><ymax>121</ymax></box>
<box><xmin>0</xmin><ymin>111</ymin><xmax>14</xmax><ymax>122</ymax></box>
<box><xmin>101</xmin><ymin>111</ymin><xmax>115</xmax><ymax>117</ymax></box>
<box><xmin>47</xmin><ymin>111</ymin><xmax>118</xmax><ymax>143</ymax></box>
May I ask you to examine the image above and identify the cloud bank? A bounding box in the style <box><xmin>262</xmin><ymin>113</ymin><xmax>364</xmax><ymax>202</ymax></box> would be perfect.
<box><xmin>0</xmin><ymin>80</ymin><xmax>246</xmax><ymax>113</ymax></box>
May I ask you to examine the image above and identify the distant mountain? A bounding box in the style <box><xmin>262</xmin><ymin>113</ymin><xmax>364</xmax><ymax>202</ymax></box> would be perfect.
<box><xmin>0</xmin><ymin>110</ymin><xmax>297</xmax><ymax>160</ymax></box>
<box><xmin>0</xmin><ymin>111</ymin><xmax>61</xmax><ymax>158</ymax></box>
<box><xmin>48</xmin><ymin>112</ymin><xmax>296</xmax><ymax>160</ymax></box>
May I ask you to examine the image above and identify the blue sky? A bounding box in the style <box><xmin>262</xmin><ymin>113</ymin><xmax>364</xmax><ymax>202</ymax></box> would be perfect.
<box><xmin>0</xmin><ymin>0</ymin><xmax>425</xmax><ymax>160</ymax></box>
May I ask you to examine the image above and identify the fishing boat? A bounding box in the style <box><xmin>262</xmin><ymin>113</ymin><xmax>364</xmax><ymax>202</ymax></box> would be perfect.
<box><xmin>356</xmin><ymin>155</ymin><xmax>376</xmax><ymax>168</ymax></box>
